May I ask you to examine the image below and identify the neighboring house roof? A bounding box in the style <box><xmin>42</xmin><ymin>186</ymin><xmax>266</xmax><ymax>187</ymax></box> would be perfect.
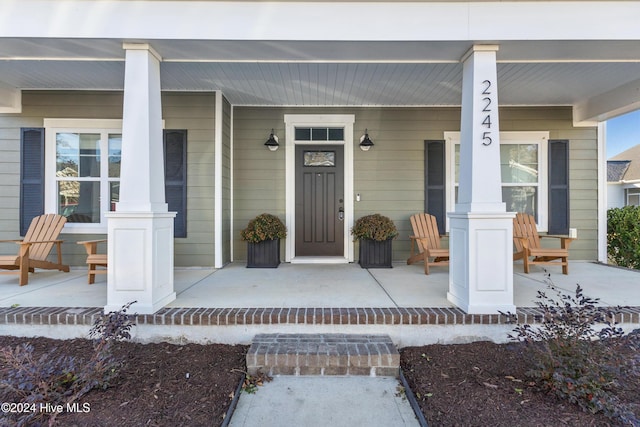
<box><xmin>609</xmin><ymin>144</ymin><xmax>640</xmax><ymax>182</ymax></box>
<box><xmin>607</xmin><ymin>160</ymin><xmax>631</xmax><ymax>182</ymax></box>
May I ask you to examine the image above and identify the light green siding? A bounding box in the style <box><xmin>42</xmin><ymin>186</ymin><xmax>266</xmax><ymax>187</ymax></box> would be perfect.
<box><xmin>1</xmin><ymin>97</ymin><xmax>599</xmax><ymax>268</ymax></box>
<box><xmin>163</xmin><ymin>92</ymin><xmax>216</xmax><ymax>267</ymax></box>
<box><xmin>0</xmin><ymin>91</ymin><xmax>217</xmax><ymax>267</ymax></box>
<box><xmin>233</xmin><ymin>106</ymin><xmax>599</xmax><ymax>262</ymax></box>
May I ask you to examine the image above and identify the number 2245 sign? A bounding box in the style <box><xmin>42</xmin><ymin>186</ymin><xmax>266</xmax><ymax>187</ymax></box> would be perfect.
<box><xmin>480</xmin><ymin>79</ymin><xmax>493</xmax><ymax>146</ymax></box>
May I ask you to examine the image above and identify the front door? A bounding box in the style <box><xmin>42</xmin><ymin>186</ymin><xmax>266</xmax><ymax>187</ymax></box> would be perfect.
<box><xmin>295</xmin><ymin>145</ymin><xmax>344</xmax><ymax>256</ymax></box>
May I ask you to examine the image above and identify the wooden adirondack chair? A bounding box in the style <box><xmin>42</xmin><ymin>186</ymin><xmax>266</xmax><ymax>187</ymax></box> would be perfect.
<box><xmin>406</xmin><ymin>213</ymin><xmax>449</xmax><ymax>275</ymax></box>
<box><xmin>77</xmin><ymin>239</ymin><xmax>107</xmax><ymax>284</ymax></box>
<box><xmin>0</xmin><ymin>214</ymin><xmax>70</xmax><ymax>285</ymax></box>
<box><xmin>513</xmin><ymin>213</ymin><xmax>574</xmax><ymax>274</ymax></box>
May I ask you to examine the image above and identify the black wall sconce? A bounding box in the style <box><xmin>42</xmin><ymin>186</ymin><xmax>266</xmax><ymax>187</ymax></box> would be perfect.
<box><xmin>359</xmin><ymin>129</ymin><xmax>374</xmax><ymax>151</ymax></box>
<box><xmin>264</xmin><ymin>129</ymin><xmax>279</xmax><ymax>151</ymax></box>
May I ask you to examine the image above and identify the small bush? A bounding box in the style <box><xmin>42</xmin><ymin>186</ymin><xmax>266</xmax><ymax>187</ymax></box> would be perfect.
<box><xmin>240</xmin><ymin>213</ymin><xmax>287</xmax><ymax>243</ymax></box>
<box><xmin>0</xmin><ymin>302</ymin><xmax>137</xmax><ymax>426</ymax></box>
<box><xmin>502</xmin><ymin>281</ymin><xmax>639</xmax><ymax>425</ymax></box>
<box><xmin>351</xmin><ymin>214</ymin><xmax>398</xmax><ymax>241</ymax></box>
<box><xmin>607</xmin><ymin>206</ymin><xmax>640</xmax><ymax>269</ymax></box>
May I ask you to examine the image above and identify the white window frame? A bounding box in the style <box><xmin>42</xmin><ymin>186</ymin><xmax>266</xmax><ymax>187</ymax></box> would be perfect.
<box><xmin>444</xmin><ymin>131</ymin><xmax>549</xmax><ymax>231</ymax></box>
<box><xmin>626</xmin><ymin>187</ymin><xmax>640</xmax><ymax>206</ymax></box>
<box><xmin>44</xmin><ymin>119</ymin><xmax>123</xmax><ymax>234</ymax></box>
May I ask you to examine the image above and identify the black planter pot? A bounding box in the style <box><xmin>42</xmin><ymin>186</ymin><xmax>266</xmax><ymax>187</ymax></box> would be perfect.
<box><xmin>246</xmin><ymin>239</ymin><xmax>280</xmax><ymax>268</ymax></box>
<box><xmin>358</xmin><ymin>238</ymin><xmax>393</xmax><ymax>268</ymax></box>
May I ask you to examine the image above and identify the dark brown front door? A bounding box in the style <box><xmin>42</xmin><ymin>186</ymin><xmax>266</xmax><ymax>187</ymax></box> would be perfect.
<box><xmin>295</xmin><ymin>145</ymin><xmax>344</xmax><ymax>256</ymax></box>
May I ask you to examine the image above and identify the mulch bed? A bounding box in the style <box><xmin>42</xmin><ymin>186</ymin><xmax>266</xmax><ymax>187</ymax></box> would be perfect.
<box><xmin>401</xmin><ymin>340</ymin><xmax>640</xmax><ymax>427</ymax></box>
<box><xmin>0</xmin><ymin>336</ymin><xmax>247</xmax><ymax>427</ymax></box>
<box><xmin>1</xmin><ymin>336</ymin><xmax>638</xmax><ymax>426</ymax></box>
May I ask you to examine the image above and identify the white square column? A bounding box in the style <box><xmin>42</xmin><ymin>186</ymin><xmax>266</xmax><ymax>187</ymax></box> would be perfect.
<box><xmin>105</xmin><ymin>43</ymin><xmax>176</xmax><ymax>314</ymax></box>
<box><xmin>447</xmin><ymin>45</ymin><xmax>516</xmax><ymax>314</ymax></box>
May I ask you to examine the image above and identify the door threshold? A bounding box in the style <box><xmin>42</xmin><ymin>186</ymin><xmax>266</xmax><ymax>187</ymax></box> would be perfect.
<box><xmin>290</xmin><ymin>256</ymin><xmax>349</xmax><ymax>264</ymax></box>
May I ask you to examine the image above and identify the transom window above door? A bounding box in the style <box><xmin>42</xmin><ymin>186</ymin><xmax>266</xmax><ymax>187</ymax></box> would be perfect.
<box><xmin>294</xmin><ymin>127</ymin><xmax>344</xmax><ymax>141</ymax></box>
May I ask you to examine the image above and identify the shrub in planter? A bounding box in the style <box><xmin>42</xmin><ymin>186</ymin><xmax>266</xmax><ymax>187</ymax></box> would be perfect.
<box><xmin>240</xmin><ymin>213</ymin><xmax>287</xmax><ymax>268</ymax></box>
<box><xmin>351</xmin><ymin>214</ymin><xmax>398</xmax><ymax>268</ymax></box>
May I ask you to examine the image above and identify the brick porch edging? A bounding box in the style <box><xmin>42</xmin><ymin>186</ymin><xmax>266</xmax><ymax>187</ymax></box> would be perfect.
<box><xmin>1</xmin><ymin>306</ymin><xmax>639</xmax><ymax>327</ymax></box>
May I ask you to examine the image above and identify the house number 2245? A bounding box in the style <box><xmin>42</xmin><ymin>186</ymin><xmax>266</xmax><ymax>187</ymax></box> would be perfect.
<box><xmin>480</xmin><ymin>79</ymin><xmax>493</xmax><ymax>146</ymax></box>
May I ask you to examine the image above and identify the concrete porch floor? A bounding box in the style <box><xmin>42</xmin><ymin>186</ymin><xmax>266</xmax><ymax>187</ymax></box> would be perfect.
<box><xmin>1</xmin><ymin>261</ymin><xmax>639</xmax><ymax>309</ymax></box>
<box><xmin>1</xmin><ymin>261</ymin><xmax>639</xmax><ymax>346</ymax></box>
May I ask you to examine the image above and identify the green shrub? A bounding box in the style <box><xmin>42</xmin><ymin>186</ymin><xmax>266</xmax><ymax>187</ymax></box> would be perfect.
<box><xmin>240</xmin><ymin>213</ymin><xmax>287</xmax><ymax>243</ymax></box>
<box><xmin>502</xmin><ymin>282</ymin><xmax>639</xmax><ymax>424</ymax></box>
<box><xmin>351</xmin><ymin>214</ymin><xmax>398</xmax><ymax>241</ymax></box>
<box><xmin>607</xmin><ymin>206</ymin><xmax>640</xmax><ymax>269</ymax></box>
<box><xmin>0</xmin><ymin>302</ymin><xmax>137</xmax><ymax>426</ymax></box>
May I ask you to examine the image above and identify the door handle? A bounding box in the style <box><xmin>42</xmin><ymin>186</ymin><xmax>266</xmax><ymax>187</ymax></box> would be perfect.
<box><xmin>338</xmin><ymin>207</ymin><xmax>344</xmax><ymax>221</ymax></box>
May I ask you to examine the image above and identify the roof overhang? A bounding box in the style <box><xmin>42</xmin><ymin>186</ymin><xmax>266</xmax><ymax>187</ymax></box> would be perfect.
<box><xmin>1</xmin><ymin>1</ymin><xmax>640</xmax><ymax>122</ymax></box>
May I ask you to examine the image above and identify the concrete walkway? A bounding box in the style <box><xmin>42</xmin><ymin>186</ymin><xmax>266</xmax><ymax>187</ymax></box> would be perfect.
<box><xmin>228</xmin><ymin>376</ymin><xmax>421</xmax><ymax>427</ymax></box>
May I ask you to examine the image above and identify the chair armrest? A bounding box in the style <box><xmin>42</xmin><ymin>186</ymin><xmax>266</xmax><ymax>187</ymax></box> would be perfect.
<box><xmin>0</xmin><ymin>239</ymin><xmax>23</xmax><ymax>243</ymax></box>
<box><xmin>77</xmin><ymin>239</ymin><xmax>107</xmax><ymax>255</ymax></box>
<box><xmin>77</xmin><ymin>239</ymin><xmax>108</xmax><ymax>245</ymax></box>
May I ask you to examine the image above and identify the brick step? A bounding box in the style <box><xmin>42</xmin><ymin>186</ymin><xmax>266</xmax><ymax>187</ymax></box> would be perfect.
<box><xmin>246</xmin><ymin>333</ymin><xmax>399</xmax><ymax>377</ymax></box>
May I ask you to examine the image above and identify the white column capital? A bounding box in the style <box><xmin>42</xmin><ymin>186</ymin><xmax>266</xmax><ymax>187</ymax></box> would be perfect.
<box><xmin>122</xmin><ymin>42</ymin><xmax>162</xmax><ymax>61</ymax></box>
<box><xmin>460</xmin><ymin>44</ymin><xmax>500</xmax><ymax>62</ymax></box>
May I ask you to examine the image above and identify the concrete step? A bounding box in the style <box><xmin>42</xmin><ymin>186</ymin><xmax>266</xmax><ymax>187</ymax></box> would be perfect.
<box><xmin>246</xmin><ymin>333</ymin><xmax>400</xmax><ymax>377</ymax></box>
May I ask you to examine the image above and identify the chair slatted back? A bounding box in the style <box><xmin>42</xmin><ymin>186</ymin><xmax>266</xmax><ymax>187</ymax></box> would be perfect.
<box><xmin>513</xmin><ymin>213</ymin><xmax>541</xmax><ymax>252</ymax></box>
<box><xmin>22</xmin><ymin>214</ymin><xmax>67</xmax><ymax>261</ymax></box>
<box><xmin>410</xmin><ymin>213</ymin><xmax>441</xmax><ymax>252</ymax></box>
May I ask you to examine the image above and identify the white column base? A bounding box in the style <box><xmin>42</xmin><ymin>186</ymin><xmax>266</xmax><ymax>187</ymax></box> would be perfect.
<box><xmin>447</xmin><ymin>212</ymin><xmax>516</xmax><ymax>314</ymax></box>
<box><xmin>105</xmin><ymin>212</ymin><xmax>177</xmax><ymax>314</ymax></box>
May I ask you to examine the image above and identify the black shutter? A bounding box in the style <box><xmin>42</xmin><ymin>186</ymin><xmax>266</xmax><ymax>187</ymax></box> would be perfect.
<box><xmin>20</xmin><ymin>128</ymin><xmax>45</xmax><ymax>236</ymax></box>
<box><xmin>425</xmin><ymin>140</ymin><xmax>446</xmax><ymax>234</ymax></box>
<box><xmin>164</xmin><ymin>129</ymin><xmax>187</xmax><ymax>238</ymax></box>
<box><xmin>548</xmin><ymin>139</ymin><xmax>570</xmax><ymax>235</ymax></box>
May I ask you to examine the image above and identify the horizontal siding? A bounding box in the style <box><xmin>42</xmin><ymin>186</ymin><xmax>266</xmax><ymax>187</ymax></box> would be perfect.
<box><xmin>0</xmin><ymin>91</ymin><xmax>216</xmax><ymax>267</ymax></box>
<box><xmin>233</xmin><ymin>106</ymin><xmax>598</xmax><ymax>262</ymax></box>
<box><xmin>1</xmin><ymin>97</ymin><xmax>600</xmax><ymax>266</ymax></box>
<box><xmin>163</xmin><ymin>93</ymin><xmax>216</xmax><ymax>267</ymax></box>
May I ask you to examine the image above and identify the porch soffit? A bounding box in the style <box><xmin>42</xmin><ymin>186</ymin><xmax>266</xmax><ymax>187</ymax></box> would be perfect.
<box><xmin>1</xmin><ymin>39</ymin><xmax>640</xmax><ymax>120</ymax></box>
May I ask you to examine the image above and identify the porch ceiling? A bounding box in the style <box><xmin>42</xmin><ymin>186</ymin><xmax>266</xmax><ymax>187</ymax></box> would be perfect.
<box><xmin>1</xmin><ymin>38</ymin><xmax>640</xmax><ymax>119</ymax></box>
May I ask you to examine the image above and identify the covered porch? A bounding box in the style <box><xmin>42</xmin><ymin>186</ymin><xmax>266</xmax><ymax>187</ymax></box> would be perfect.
<box><xmin>1</xmin><ymin>262</ymin><xmax>639</xmax><ymax>309</ymax></box>
<box><xmin>2</xmin><ymin>1</ymin><xmax>640</xmax><ymax>316</ymax></box>
<box><xmin>1</xmin><ymin>262</ymin><xmax>638</xmax><ymax>346</ymax></box>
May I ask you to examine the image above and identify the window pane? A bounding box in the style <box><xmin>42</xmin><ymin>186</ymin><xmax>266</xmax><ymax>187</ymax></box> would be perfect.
<box><xmin>110</xmin><ymin>181</ymin><xmax>120</xmax><ymax>211</ymax></box>
<box><xmin>58</xmin><ymin>181</ymin><xmax>100</xmax><ymax>223</ymax></box>
<box><xmin>304</xmin><ymin>151</ymin><xmax>335</xmax><ymax>166</ymax></box>
<box><xmin>79</xmin><ymin>134</ymin><xmax>100</xmax><ymax>177</ymax></box>
<box><xmin>500</xmin><ymin>144</ymin><xmax>538</xmax><ymax>183</ymax></box>
<box><xmin>502</xmin><ymin>186</ymin><xmax>537</xmax><ymax>220</ymax></box>
<box><xmin>109</xmin><ymin>134</ymin><xmax>122</xmax><ymax>177</ymax></box>
<box><xmin>328</xmin><ymin>128</ymin><xmax>344</xmax><ymax>141</ymax></box>
<box><xmin>56</xmin><ymin>133</ymin><xmax>79</xmax><ymax>177</ymax></box>
<box><xmin>295</xmin><ymin>127</ymin><xmax>311</xmax><ymax>140</ymax></box>
<box><xmin>311</xmin><ymin>128</ymin><xmax>327</xmax><ymax>140</ymax></box>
